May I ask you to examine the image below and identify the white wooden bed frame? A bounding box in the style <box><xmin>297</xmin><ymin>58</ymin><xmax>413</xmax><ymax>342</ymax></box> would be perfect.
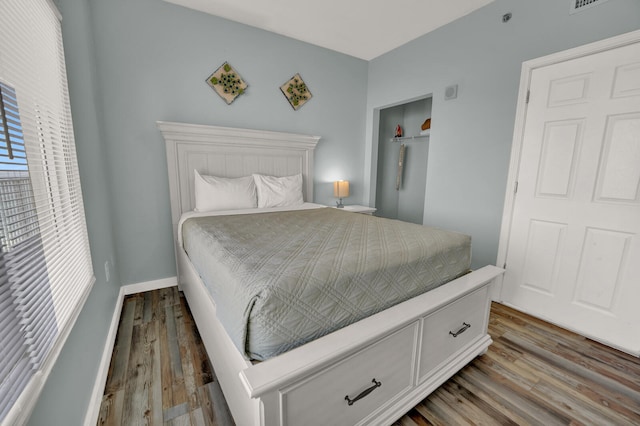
<box><xmin>158</xmin><ymin>121</ymin><xmax>504</xmax><ymax>426</ymax></box>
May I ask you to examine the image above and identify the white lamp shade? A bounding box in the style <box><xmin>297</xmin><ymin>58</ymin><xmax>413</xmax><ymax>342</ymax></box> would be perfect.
<box><xmin>333</xmin><ymin>180</ymin><xmax>350</xmax><ymax>198</ymax></box>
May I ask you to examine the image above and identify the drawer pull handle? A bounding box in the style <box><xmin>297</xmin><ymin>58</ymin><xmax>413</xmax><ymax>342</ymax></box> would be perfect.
<box><xmin>449</xmin><ymin>322</ymin><xmax>471</xmax><ymax>338</ymax></box>
<box><xmin>345</xmin><ymin>379</ymin><xmax>382</xmax><ymax>406</ymax></box>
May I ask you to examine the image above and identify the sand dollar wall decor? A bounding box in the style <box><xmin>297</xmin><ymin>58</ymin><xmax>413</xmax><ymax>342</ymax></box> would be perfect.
<box><xmin>206</xmin><ymin>61</ymin><xmax>248</xmax><ymax>105</ymax></box>
<box><xmin>280</xmin><ymin>73</ymin><xmax>312</xmax><ymax>110</ymax></box>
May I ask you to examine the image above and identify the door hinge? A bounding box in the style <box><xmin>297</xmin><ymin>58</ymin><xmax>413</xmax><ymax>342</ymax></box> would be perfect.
<box><xmin>525</xmin><ymin>90</ymin><xmax>530</xmax><ymax>104</ymax></box>
<box><xmin>514</xmin><ymin>181</ymin><xmax>518</xmax><ymax>194</ymax></box>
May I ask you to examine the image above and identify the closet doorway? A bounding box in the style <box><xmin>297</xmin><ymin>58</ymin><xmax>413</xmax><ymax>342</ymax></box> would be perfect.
<box><xmin>375</xmin><ymin>97</ymin><xmax>432</xmax><ymax>224</ymax></box>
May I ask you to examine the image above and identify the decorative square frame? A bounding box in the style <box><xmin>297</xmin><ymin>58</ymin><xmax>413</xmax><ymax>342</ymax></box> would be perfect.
<box><xmin>206</xmin><ymin>62</ymin><xmax>248</xmax><ymax>105</ymax></box>
<box><xmin>280</xmin><ymin>73</ymin><xmax>312</xmax><ymax>110</ymax></box>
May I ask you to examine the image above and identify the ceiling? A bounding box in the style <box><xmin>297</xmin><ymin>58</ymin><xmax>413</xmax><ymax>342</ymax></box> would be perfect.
<box><xmin>164</xmin><ymin>0</ymin><xmax>495</xmax><ymax>60</ymax></box>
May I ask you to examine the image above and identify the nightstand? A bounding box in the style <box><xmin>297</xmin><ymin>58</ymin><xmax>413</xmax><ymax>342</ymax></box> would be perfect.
<box><xmin>333</xmin><ymin>205</ymin><xmax>377</xmax><ymax>215</ymax></box>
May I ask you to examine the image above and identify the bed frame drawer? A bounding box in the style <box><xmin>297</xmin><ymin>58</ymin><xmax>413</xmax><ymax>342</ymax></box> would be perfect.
<box><xmin>418</xmin><ymin>286</ymin><xmax>490</xmax><ymax>381</ymax></box>
<box><xmin>281</xmin><ymin>321</ymin><xmax>419</xmax><ymax>426</ymax></box>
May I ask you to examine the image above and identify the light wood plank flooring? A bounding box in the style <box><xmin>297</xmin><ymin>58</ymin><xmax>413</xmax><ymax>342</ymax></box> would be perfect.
<box><xmin>98</xmin><ymin>287</ymin><xmax>233</xmax><ymax>425</ymax></box>
<box><xmin>99</xmin><ymin>288</ymin><xmax>640</xmax><ymax>425</ymax></box>
<box><xmin>395</xmin><ymin>302</ymin><xmax>640</xmax><ymax>425</ymax></box>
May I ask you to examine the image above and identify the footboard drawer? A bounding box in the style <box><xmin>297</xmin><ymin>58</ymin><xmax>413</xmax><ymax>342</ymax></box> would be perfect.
<box><xmin>418</xmin><ymin>286</ymin><xmax>490</xmax><ymax>381</ymax></box>
<box><xmin>281</xmin><ymin>321</ymin><xmax>419</xmax><ymax>426</ymax></box>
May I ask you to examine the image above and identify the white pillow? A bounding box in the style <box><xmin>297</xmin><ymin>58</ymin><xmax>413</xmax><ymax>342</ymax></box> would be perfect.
<box><xmin>193</xmin><ymin>170</ymin><xmax>257</xmax><ymax>212</ymax></box>
<box><xmin>253</xmin><ymin>173</ymin><xmax>304</xmax><ymax>208</ymax></box>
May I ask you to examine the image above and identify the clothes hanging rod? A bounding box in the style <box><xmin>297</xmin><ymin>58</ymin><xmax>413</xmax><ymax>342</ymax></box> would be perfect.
<box><xmin>390</xmin><ymin>133</ymin><xmax>429</xmax><ymax>142</ymax></box>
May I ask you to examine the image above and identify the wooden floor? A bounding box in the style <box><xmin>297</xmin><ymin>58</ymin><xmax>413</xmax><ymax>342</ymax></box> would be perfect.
<box><xmin>99</xmin><ymin>288</ymin><xmax>640</xmax><ymax>425</ymax></box>
<box><xmin>394</xmin><ymin>303</ymin><xmax>640</xmax><ymax>426</ymax></box>
<box><xmin>98</xmin><ymin>287</ymin><xmax>233</xmax><ymax>425</ymax></box>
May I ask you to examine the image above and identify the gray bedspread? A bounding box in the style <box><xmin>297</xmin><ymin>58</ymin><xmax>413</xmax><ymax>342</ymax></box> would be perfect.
<box><xmin>182</xmin><ymin>208</ymin><xmax>471</xmax><ymax>360</ymax></box>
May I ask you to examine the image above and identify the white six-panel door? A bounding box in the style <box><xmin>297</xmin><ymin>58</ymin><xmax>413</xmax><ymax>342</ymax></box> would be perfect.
<box><xmin>499</xmin><ymin>34</ymin><xmax>640</xmax><ymax>356</ymax></box>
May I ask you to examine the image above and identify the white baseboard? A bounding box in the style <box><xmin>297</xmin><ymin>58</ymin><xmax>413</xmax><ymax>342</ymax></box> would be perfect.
<box><xmin>83</xmin><ymin>276</ymin><xmax>177</xmax><ymax>426</ymax></box>
<box><xmin>122</xmin><ymin>276</ymin><xmax>177</xmax><ymax>295</ymax></box>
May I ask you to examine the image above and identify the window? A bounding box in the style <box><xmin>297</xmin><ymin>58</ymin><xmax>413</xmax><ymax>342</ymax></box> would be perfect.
<box><xmin>0</xmin><ymin>0</ymin><xmax>95</xmax><ymax>423</ymax></box>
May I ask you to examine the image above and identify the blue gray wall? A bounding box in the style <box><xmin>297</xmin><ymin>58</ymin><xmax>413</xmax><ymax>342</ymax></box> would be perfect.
<box><xmin>28</xmin><ymin>0</ymin><xmax>367</xmax><ymax>424</ymax></box>
<box><xmin>365</xmin><ymin>0</ymin><xmax>640</xmax><ymax>269</ymax></box>
<box><xmin>86</xmin><ymin>0</ymin><xmax>368</xmax><ymax>286</ymax></box>
<box><xmin>28</xmin><ymin>0</ymin><xmax>640</xmax><ymax>423</ymax></box>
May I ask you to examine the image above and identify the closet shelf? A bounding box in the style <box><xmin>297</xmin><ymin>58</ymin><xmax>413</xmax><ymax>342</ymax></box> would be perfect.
<box><xmin>390</xmin><ymin>132</ymin><xmax>429</xmax><ymax>142</ymax></box>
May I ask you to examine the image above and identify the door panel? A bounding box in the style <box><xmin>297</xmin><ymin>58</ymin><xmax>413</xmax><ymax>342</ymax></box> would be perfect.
<box><xmin>501</xmin><ymin>40</ymin><xmax>640</xmax><ymax>355</ymax></box>
<box><xmin>594</xmin><ymin>113</ymin><xmax>640</xmax><ymax>203</ymax></box>
<box><xmin>573</xmin><ymin>227</ymin><xmax>632</xmax><ymax>311</ymax></box>
<box><xmin>520</xmin><ymin>220</ymin><xmax>567</xmax><ymax>295</ymax></box>
<box><xmin>536</xmin><ymin>120</ymin><xmax>583</xmax><ymax>197</ymax></box>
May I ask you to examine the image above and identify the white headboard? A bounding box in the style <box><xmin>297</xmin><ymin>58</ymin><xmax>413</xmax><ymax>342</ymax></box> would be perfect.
<box><xmin>158</xmin><ymin>121</ymin><xmax>321</xmax><ymax>227</ymax></box>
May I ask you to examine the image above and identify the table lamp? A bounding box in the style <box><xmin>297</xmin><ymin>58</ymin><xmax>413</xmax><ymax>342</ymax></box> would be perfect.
<box><xmin>333</xmin><ymin>180</ymin><xmax>349</xmax><ymax>208</ymax></box>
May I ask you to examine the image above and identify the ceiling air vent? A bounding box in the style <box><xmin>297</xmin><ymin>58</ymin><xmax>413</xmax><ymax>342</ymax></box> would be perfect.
<box><xmin>570</xmin><ymin>0</ymin><xmax>611</xmax><ymax>14</ymax></box>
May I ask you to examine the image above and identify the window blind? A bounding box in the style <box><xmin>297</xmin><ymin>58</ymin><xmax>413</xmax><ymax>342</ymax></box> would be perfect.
<box><xmin>0</xmin><ymin>0</ymin><xmax>95</xmax><ymax>424</ymax></box>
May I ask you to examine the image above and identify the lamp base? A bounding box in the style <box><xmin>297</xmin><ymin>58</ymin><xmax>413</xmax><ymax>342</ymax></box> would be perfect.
<box><xmin>336</xmin><ymin>199</ymin><xmax>344</xmax><ymax>208</ymax></box>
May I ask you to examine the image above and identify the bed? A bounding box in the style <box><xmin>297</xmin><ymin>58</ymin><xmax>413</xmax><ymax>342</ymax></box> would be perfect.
<box><xmin>158</xmin><ymin>121</ymin><xmax>504</xmax><ymax>426</ymax></box>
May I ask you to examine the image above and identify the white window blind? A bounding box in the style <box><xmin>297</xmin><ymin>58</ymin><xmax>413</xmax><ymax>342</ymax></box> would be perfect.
<box><xmin>0</xmin><ymin>0</ymin><xmax>95</xmax><ymax>424</ymax></box>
